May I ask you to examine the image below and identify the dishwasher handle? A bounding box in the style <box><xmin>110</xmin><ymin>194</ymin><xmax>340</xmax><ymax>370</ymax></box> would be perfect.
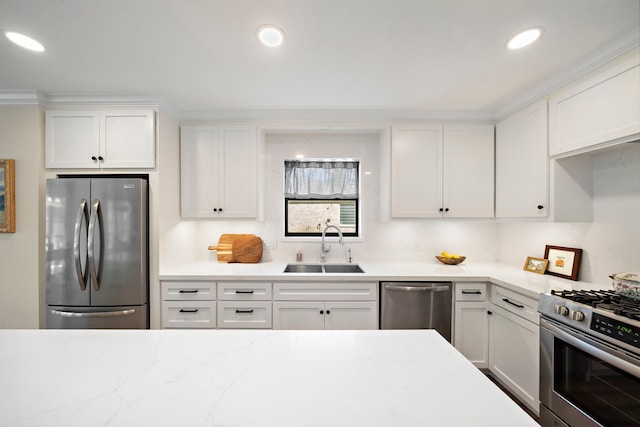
<box><xmin>384</xmin><ymin>283</ymin><xmax>450</xmax><ymax>292</ymax></box>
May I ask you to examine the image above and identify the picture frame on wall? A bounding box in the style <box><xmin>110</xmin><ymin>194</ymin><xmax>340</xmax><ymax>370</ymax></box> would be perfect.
<box><xmin>544</xmin><ymin>245</ymin><xmax>582</xmax><ymax>281</ymax></box>
<box><xmin>523</xmin><ymin>256</ymin><xmax>549</xmax><ymax>274</ymax></box>
<box><xmin>0</xmin><ymin>159</ymin><xmax>16</xmax><ymax>233</ymax></box>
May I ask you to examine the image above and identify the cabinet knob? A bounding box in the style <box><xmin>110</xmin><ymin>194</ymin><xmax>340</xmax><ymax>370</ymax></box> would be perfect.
<box><xmin>537</xmin><ymin>205</ymin><xmax>544</xmax><ymax>210</ymax></box>
<box><xmin>444</xmin><ymin>208</ymin><xmax>449</xmax><ymax>212</ymax></box>
<box><xmin>487</xmin><ymin>310</ymin><xmax>492</xmax><ymax>315</ymax></box>
<box><xmin>91</xmin><ymin>156</ymin><xmax>98</xmax><ymax>161</ymax></box>
<box><xmin>213</xmin><ymin>208</ymin><xmax>218</xmax><ymax>212</ymax></box>
<box><xmin>219</xmin><ymin>208</ymin><xmax>223</xmax><ymax>212</ymax></box>
<box><xmin>326</xmin><ymin>310</ymin><xmax>330</xmax><ymax>315</ymax></box>
<box><xmin>320</xmin><ymin>310</ymin><xmax>324</xmax><ymax>315</ymax></box>
<box><xmin>98</xmin><ymin>156</ymin><xmax>104</xmax><ymax>161</ymax></box>
<box><xmin>439</xmin><ymin>208</ymin><xmax>444</xmax><ymax>212</ymax></box>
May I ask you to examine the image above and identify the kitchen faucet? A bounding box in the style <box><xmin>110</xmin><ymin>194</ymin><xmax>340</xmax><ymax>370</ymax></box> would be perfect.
<box><xmin>321</xmin><ymin>225</ymin><xmax>351</xmax><ymax>263</ymax></box>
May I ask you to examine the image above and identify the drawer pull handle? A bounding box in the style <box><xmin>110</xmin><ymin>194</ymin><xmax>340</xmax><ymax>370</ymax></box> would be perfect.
<box><xmin>179</xmin><ymin>289</ymin><xmax>199</xmax><ymax>294</ymax></box>
<box><xmin>502</xmin><ymin>298</ymin><xmax>524</xmax><ymax>309</ymax></box>
<box><xmin>461</xmin><ymin>290</ymin><xmax>482</xmax><ymax>295</ymax></box>
<box><xmin>235</xmin><ymin>309</ymin><xmax>254</xmax><ymax>314</ymax></box>
<box><xmin>179</xmin><ymin>309</ymin><xmax>199</xmax><ymax>313</ymax></box>
<box><xmin>235</xmin><ymin>290</ymin><xmax>255</xmax><ymax>294</ymax></box>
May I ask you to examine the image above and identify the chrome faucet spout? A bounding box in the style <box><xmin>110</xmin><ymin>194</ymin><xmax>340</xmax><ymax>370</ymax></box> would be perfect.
<box><xmin>321</xmin><ymin>225</ymin><xmax>349</xmax><ymax>263</ymax></box>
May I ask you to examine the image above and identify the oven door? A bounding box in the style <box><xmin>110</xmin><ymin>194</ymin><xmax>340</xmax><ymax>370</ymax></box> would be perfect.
<box><xmin>540</xmin><ymin>317</ymin><xmax>640</xmax><ymax>427</ymax></box>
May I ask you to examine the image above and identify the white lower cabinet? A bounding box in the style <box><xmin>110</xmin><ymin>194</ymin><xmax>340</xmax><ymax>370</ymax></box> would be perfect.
<box><xmin>217</xmin><ymin>282</ymin><xmax>272</xmax><ymax>329</ymax></box>
<box><xmin>272</xmin><ymin>282</ymin><xmax>378</xmax><ymax>330</ymax></box>
<box><xmin>273</xmin><ymin>301</ymin><xmax>377</xmax><ymax>330</ymax></box>
<box><xmin>488</xmin><ymin>286</ymin><xmax>540</xmax><ymax>415</ymax></box>
<box><xmin>453</xmin><ymin>282</ymin><xmax>489</xmax><ymax>368</ymax></box>
<box><xmin>161</xmin><ymin>281</ymin><xmax>217</xmax><ymax>328</ymax></box>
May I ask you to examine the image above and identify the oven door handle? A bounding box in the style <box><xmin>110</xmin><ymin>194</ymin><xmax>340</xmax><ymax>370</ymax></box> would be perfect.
<box><xmin>541</xmin><ymin>318</ymin><xmax>640</xmax><ymax>378</ymax></box>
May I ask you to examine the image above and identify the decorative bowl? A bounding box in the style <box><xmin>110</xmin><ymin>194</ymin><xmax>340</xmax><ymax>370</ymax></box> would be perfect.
<box><xmin>610</xmin><ymin>272</ymin><xmax>640</xmax><ymax>300</ymax></box>
<box><xmin>435</xmin><ymin>255</ymin><xmax>466</xmax><ymax>265</ymax></box>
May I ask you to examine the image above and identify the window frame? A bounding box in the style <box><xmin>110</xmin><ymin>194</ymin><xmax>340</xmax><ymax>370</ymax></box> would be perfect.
<box><xmin>284</xmin><ymin>198</ymin><xmax>359</xmax><ymax>237</ymax></box>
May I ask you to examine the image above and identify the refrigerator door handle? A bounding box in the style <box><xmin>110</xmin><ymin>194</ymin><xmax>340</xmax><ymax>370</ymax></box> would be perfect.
<box><xmin>88</xmin><ymin>198</ymin><xmax>103</xmax><ymax>291</ymax></box>
<box><xmin>73</xmin><ymin>199</ymin><xmax>89</xmax><ymax>291</ymax></box>
<box><xmin>50</xmin><ymin>309</ymin><xmax>136</xmax><ymax>318</ymax></box>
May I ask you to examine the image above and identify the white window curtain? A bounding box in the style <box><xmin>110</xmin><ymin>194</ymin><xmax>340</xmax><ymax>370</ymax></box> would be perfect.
<box><xmin>285</xmin><ymin>160</ymin><xmax>358</xmax><ymax>199</ymax></box>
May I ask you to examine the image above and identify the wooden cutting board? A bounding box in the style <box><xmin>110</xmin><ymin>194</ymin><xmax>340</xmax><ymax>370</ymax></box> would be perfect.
<box><xmin>208</xmin><ymin>234</ymin><xmax>262</xmax><ymax>263</ymax></box>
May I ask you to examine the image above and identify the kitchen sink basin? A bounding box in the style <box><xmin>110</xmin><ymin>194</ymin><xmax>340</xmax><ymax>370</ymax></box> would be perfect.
<box><xmin>323</xmin><ymin>264</ymin><xmax>364</xmax><ymax>273</ymax></box>
<box><xmin>283</xmin><ymin>264</ymin><xmax>324</xmax><ymax>273</ymax></box>
<box><xmin>283</xmin><ymin>264</ymin><xmax>364</xmax><ymax>273</ymax></box>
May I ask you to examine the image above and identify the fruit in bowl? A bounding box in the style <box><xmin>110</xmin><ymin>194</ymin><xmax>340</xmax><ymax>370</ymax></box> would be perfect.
<box><xmin>436</xmin><ymin>251</ymin><xmax>466</xmax><ymax>265</ymax></box>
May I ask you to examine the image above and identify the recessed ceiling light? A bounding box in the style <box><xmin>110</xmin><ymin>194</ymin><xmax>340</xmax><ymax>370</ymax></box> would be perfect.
<box><xmin>507</xmin><ymin>27</ymin><xmax>543</xmax><ymax>50</ymax></box>
<box><xmin>257</xmin><ymin>25</ymin><xmax>285</xmax><ymax>47</ymax></box>
<box><xmin>5</xmin><ymin>31</ymin><xmax>45</xmax><ymax>52</ymax></box>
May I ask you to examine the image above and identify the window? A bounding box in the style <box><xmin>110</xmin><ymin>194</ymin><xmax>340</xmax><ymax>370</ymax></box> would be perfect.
<box><xmin>284</xmin><ymin>160</ymin><xmax>359</xmax><ymax>237</ymax></box>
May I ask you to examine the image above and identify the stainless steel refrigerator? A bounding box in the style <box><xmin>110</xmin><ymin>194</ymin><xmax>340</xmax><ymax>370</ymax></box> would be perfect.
<box><xmin>45</xmin><ymin>177</ymin><xmax>149</xmax><ymax>329</ymax></box>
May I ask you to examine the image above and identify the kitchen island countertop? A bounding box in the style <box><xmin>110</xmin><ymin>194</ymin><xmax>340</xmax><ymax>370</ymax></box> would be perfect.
<box><xmin>160</xmin><ymin>260</ymin><xmax>608</xmax><ymax>299</ymax></box>
<box><xmin>0</xmin><ymin>329</ymin><xmax>538</xmax><ymax>427</ymax></box>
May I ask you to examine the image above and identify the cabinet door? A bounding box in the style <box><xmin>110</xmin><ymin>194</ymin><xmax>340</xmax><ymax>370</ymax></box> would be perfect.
<box><xmin>454</xmin><ymin>301</ymin><xmax>489</xmax><ymax>368</ymax></box>
<box><xmin>324</xmin><ymin>301</ymin><xmax>378</xmax><ymax>330</ymax></box>
<box><xmin>443</xmin><ymin>124</ymin><xmax>494</xmax><ymax>218</ymax></box>
<box><xmin>489</xmin><ymin>304</ymin><xmax>540</xmax><ymax>414</ymax></box>
<box><xmin>496</xmin><ymin>101</ymin><xmax>548</xmax><ymax>218</ymax></box>
<box><xmin>218</xmin><ymin>126</ymin><xmax>257</xmax><ymax>218</ymax></box>
<box><xmin>273</xmin><ymin>301</ymin><xmax>325</xmax><ymax>330</ymax></box>
<box><xmin>45</xmin><ymin>110</ymin><xmax>100</xmax><ymax>168</ymax></box>
<box><xmin>180</xmin><ymin>125</ymin><xmax>220</xmax><ymax>218</ymax></box>
<box><xmin>101</xmin><ymin>110</ymin><xmax>155</xmax><ymax>168</ymax></box>
<box><xmin>391</xmin><ymin>126</ymin><xmax>443</xmax><ymax>217</ymax></box>
<box><xmin>549</xmin><ymin>52</ymin><xmax>640</xmax><ymax>157</ymax></box>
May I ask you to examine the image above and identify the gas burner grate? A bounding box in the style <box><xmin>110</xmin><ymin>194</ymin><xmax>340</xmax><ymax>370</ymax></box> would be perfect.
<box><xmin>550</xmin><ymin>289</ymin><xmax>640</xmax><ymax>321</ymax></box>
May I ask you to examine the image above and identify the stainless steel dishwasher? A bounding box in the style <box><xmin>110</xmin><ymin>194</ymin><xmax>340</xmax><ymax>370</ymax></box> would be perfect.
<box><xmin>380</xmin><ymin>282</ymin><xmax>453</xmax><ymax>342</ymax></box>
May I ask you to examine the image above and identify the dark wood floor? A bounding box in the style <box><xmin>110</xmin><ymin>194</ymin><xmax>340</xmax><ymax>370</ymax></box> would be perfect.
<box><xmin>485</xmin><ymin>373</ymin><xmax>541</xmax><ymax>425</ymax></box>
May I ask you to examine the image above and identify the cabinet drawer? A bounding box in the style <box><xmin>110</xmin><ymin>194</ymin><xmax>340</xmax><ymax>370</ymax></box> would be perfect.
<box><xmin>490</xmin><ymin>286</ymin><xmax>539</xmax><ymax>325</ymax></box>
<box><xmin>217</xmin><ymin>282</ymin><xmax>272</xmax><ymax>301</ymax></box>
<box><xmin>217</xmin><ymin>302</ymin><xmax>272</xmax><ymax>329</ymax></box>
<box><xmin>161</xmin><ymin>281</ymin><xmax>216</xmax><ymax>301</ymax></box>
<box><xmin>455</xmin><ymin>282</ymin><xmax>487</xmax><ymax>301</ymax></box>
<box><xmin>273</xmin><ymin>282</ymin><xmax>377</xmax><ymax>301</ymax></box>
<box><xmin>162</xmin><ymin>301</ymin><xmax>217</xmax><ymax>328</ymax></box>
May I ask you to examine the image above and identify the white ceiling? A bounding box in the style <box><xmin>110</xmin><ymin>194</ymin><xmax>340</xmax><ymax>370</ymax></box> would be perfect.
<box><xmin>0</xmin><ymin>0</ymin><xmax>639</xmax><ymax>119</ymax></box>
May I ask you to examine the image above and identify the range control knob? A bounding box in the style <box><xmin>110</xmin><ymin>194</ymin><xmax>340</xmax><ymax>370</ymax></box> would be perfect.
<box><xmin>555</xmin><ymin>305</ymin><xmax>570</xmax><ymax>316</ymax></box>
<box><xmin>570</xmin><ymin>310</ymin><xmax>585</xmax><ymax>321</ymax></box>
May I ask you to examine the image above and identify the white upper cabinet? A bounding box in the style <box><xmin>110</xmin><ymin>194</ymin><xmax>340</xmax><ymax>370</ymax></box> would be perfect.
<box><xmin>391</xmin><ymin>125</ymin><xmax>443</xmax><ymax>217</ymax></box>
<box><xmin>496</xmin><ymin>100</ymin><xmax>548</xmax><ymax>218</ymax></box>
<box><xmin>549</xmin><ymin>49</ymin><xmax>640</xmax><ymax>157</ymax></box>
<box><xmin>45</xmin><ymin>109</ymin><xmax>155</xmax><ymax>169</ymax></box>
<box><xmin>180</xmin><ymin>125</ymin><xmax>257</xmax><ymax>219</ymax></box>
<box><xmin>443</xmin><ymin>124</ymin><xmax>494</xmax><ymax>218</ymax></box>
<box><xmin>391</xmin><ymin>124</ymin><xmax>494</xmax><ymax>218</ymax></box>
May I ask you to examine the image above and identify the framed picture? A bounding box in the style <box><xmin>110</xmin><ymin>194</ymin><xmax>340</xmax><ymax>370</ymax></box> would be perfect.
<box><xmin>544</xmin><ymin>245</ymin><xmax>582</xmax><ymax>281</ymax></box>
<box><xmin>0</xmin><ymin>159</ymin><xmax>16</xmax><ymax>233</ymax></box>
<box><xmin>523</xmin><ymin>256</ymin><xmax>548</xmax><ymax>274</ymax></box>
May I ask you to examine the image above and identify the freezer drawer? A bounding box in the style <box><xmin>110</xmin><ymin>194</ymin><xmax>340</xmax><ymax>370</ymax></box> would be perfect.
<box><xmin>46</xmin><ymin>305</ymin><xmax>148</xmax><ymax>329</ymax></box>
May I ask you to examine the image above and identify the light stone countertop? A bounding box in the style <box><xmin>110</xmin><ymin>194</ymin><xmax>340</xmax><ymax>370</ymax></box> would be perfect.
<box><xmin>160</xmin><ymin>260</ymin><xmax>609</xmax><ymax>299</ymax></box>
<box><xmin>0</xmin><ymin>329</ymin><xmax>539</xmax><ymax>427</ymax></box>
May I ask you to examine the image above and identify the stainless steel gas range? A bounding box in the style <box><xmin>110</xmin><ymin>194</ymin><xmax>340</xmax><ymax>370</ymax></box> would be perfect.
<box><xmin>538</xmin><ymin>290</ymin><xmax>640</xmax><ymax>427</ymax></box>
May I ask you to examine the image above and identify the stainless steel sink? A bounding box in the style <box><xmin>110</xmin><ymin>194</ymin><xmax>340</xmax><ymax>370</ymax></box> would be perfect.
<box><xmin>323</xmin><ymin>264</ymin><xmax>364</xmax><ymax>273</ymax></box>
<box><xmin>283</xmin><ymin>264</ymin><xmax>364</xmax><ymax>273</ymax></box>
<box><xmin>283</xmin><ymin>264</ymin><xmax>323</xmax><ymax>273</ymax></box>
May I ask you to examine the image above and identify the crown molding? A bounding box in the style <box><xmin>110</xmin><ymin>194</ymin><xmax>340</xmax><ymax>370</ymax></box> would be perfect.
<box><xmin>0</xmin><ymin>90</ymin><xmax>44</xmax><ymax>105</ymax></box>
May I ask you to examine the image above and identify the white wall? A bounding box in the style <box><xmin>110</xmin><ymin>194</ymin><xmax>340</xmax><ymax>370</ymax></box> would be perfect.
<box><xmin>498</xmin><ymin>143</ymin><xmax>640</xmax><ymax>286</ymax></box>
<box><xmin>0</xmin><ymin>105</ymin><xmax>45</xmax><ymax>328</ymax></box>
